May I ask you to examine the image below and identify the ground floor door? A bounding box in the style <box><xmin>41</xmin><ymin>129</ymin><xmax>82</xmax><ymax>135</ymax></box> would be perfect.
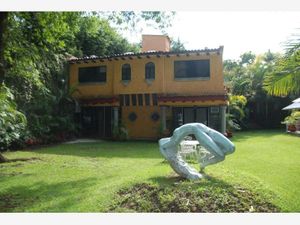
<box><xmin>172</xmin><ymin>107</ymin><xmax>208</xmax><ymax>130</ymax></box>
<box><xmin>81</xmin><ymin>106</ymin><xmax>112</xmax><ymax>138</ymax></box>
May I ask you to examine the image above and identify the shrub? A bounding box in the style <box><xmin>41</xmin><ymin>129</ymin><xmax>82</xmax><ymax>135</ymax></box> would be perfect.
<box><xmin>227</xmin><ymin>95</ymin><xmax>247</xmax><ymax>131</ymax></box>
<box><xmin>0</xmin><ymin>85</ymin><xmax>27</xmax><ymax>151</ymax></box>
<box><xmin>112</xmin><ymin>122</ymin><xmax>128</xmax><ymax>141</ymax></box>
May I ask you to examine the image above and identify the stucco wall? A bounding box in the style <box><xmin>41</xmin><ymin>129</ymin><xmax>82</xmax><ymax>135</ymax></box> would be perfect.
<box><xmin>113</xmin><ymin>57</ymin><xmax>164</xmax><ymax>95</ymax></box>
<box><xmin>163</xmin><ymin>53</ymin><xmax>225</xmax><ymax>95</ymax></box>
<box><xmin>121</xmin><ymin>106</ymin><xmax>161</xmax><ymax>139</ymax></box>
<box><xmin>69</xmin><ymin>52</ymin><xmax>225</xmax><ymax>98</ymax></box>
<box><xmin>69</xmin><ymin>62</ymin><xmax>114</xmax><ymax>98</ymax></box>
<box><xmin>141</xmin><ymin>34</ymin><xmax>170</xmax><ymax>52</ymax></box>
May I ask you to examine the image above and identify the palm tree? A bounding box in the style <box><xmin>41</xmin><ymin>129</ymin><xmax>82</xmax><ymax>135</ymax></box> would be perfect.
<box><xmin>264</xmin><ymin>32</ymin><xmax>300</xmax><ymax>97</ymax></box>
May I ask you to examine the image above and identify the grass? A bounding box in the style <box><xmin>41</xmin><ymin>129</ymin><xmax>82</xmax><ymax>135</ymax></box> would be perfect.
<box><xmin>0</xmin><ymin>130</ymin><xmax>299</xmax><ymax>212</ymax></box>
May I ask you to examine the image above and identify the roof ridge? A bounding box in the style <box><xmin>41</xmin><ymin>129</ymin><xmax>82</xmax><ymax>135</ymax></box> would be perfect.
<box><xmin>68</xmin><ymin>46</ymin><xmax>223</xmax><ymax>63</ymax></box>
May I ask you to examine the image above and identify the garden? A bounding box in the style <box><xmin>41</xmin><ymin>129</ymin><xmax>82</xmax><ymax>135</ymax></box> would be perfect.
<box><xmin>1</xmin><ymin>12</ymin><xmax>300</xmax><ymax>214</ymax></box>
<box><xmin>0</xmin><ymin>130</ymin><xmax>299</xmax><ymax>212</ymax></box>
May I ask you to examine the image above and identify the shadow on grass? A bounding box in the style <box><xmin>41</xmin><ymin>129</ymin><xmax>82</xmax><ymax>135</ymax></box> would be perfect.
<box><xmin>0</xmin><ymin>177</ymin><xmax>97</xmax><ymax>212</ymax></box>
<box><xmin>20</xmin><ymin>141</ymin><xmax>163</xmax><ymax>159</ymax></box>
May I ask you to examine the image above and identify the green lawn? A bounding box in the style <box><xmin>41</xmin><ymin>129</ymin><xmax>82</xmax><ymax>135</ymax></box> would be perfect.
<box><xmin>0</xmin><ymin>130</ymin><xmax>299</xmax><ymax>212</ymax></box>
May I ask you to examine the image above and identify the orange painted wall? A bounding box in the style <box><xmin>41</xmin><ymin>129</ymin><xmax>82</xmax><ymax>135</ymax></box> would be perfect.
<box><xmin>163</xmin><ymin>53</ymin><xmax>225</xmax><ymax>95</ymax></box>
<box><xmin>122</xmin><ymin>106</ymin><xmax>161</xmax><ymax>139</ymax></box>
<box><xmin>113</xmin><ymin>57</ymin><xmax>164</xmax><ymax>95</ymax></box>
<box><xmin>68</xmin><ymin>50</ymin><xmax>226</xmax><ymax>139</ymax></box>
<box><xmin>69</xmin><ymin>52</ymin><xmax>225</xmax><ymax>98</ymax></box>
<box><xmin>69</xmin><ymin>62</ymin><xmax>114</xmax><ymax>99</ymax></box>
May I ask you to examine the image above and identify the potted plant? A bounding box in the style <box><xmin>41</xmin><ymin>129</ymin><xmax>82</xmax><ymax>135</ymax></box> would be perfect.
<box><xmin>295</xmin><ymin>111</ymin><xmax>300</xmax><ymax>131</ymax></box>
<box><xmin>282</xmin><ymin>111</ymin><xmax>300</xmax><ymax>132</ymax></box>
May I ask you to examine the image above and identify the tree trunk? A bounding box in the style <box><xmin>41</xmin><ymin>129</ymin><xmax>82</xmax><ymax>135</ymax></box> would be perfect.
<box><xmin>0</xmin><ymin>13</ymin><xmax>9</xmax><ymax>162</ymax></box>
<box><xmin>0</xmin><ymin>152</ymin><xmax>7</xmax><ymax>163</ymax></box>
<box><xmin>0</xmin><ymin>12</ymin><xmax>8</xmax><ymax>83</ymax></box>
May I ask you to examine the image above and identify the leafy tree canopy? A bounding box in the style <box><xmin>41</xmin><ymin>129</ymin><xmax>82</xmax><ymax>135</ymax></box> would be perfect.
<box><xmin>224</xmin><ymin>50</ymin><xmax>280</xmax><ymax>98</ymax></box>
<box><xmin>264</xmin><ymin>33</ymin><xmax>300</xmax><ymax>97</ymax></box>
<box><xmin>0</xmin><ymin>11</ymin><xmax>175</xmax><ymax>150</ymax></box>
<box><xmin>170</xmin><ymin>37</ymin><xmax>186</xmax><ymax>51</ymax></box>
<box><xmin>74</xmin><ymin>16</ymin><xmax>140</xmax><ymax>57</ymax></box>
<box><xmin>240</xmin><ymin>51</ymin><xmax>256</xmax><ymax>66</ymax></box>
<box><xmin>101</xmin><ymin>11</ymin><xmax>175</xmax><ymax>33</ymax></box>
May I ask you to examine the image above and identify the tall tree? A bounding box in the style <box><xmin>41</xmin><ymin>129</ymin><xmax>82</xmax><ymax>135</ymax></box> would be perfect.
<box><xmin>74</xmin><ymin>16</ymin><xmax>139</xmax><ymax>57</ymax></box>
<box><xmin>0</xmin><ymin>12</ymin><xmax>8</xmax><ymax>162</ymax></box>
<box><xmin>224</xmin><ymin>51</ymin><xmax>289</xmax><ymax>128</ymax></box>
<box><xmin>170</xmin><ymin>37</ymin><xmax>186</xmax><ymax>51</ymax></box>
<box><xmin>264</xmin><ymin>33</ymin><xmax>300</xmax><ymax>97</ymax></box>
<box><xmin>103</xmin><ymin>11</ymin><xmax>175</xmax><ymax>33</ymax></box>
<box><xmin>0</xmin><ymin>12</ymin><xmax>8</xmax><ymax>84</ymax></box>
<box><xmin>240</xmin><ymin>51</ymin><xmax>256</xmax><ymax>66</ymax></box>
<box><xmin>224</xmin><ymin>51</ymin><xmax>280</xmax><ymax>97</ymax></box>
<box><xmin>0</xmin><ymin>12</ymin><xmax>175</xmax><ymax>151</ymax></box>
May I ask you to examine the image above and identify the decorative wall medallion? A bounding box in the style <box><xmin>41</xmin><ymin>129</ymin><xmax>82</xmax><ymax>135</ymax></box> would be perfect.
<box><xmin>128</xmin><ymin>112</ymin><xmax>137</xmax><ymax>121</ymax></box>
<box><xmin>151</xmin><ymin>112</ymin><xmax>160</xmax><ymax>121</ymax></box>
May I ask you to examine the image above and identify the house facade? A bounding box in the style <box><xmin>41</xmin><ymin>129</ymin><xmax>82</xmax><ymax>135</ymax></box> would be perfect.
<box><xmin>68</xmin><ymin>35</ymin><xmax>228</xmax><ymax>139</ymax></box>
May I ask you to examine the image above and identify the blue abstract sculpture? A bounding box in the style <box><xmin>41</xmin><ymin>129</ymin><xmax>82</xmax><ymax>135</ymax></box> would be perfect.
<box><xmin>159</xmin><ymin>123</ymin><xmax>235</xmax><ymax>180</ymax></box>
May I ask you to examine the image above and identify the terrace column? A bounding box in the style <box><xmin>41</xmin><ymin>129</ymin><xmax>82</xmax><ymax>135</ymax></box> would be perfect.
<box><xmin>161</xmin><ymin>106</ymin><xmax>167</xmax><ymax>131</ymax></box>
<box><xmin>113</xmin><ymin>107</ymin><xmax>119</xmax><ymax>129</ymax></box>
<box><xmin>220</xmin><ymin>105</ymin><xmax>226</xmax><ymax>134</ymax></box>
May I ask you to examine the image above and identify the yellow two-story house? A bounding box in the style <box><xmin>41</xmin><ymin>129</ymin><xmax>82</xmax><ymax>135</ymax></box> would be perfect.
<box><xmin>68</xmin><ymin>35</ymin><xmax>228</xmax><ymax>139</ymax></box>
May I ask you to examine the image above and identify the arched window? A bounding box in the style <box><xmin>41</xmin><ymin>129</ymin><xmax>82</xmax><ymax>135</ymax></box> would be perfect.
<box><xmin>145</xmin><ymin>62</ymin><xmax>155</xmax><ymax>80</ymax></box>
<box><xmin>122</xmin><ymin>64</ymin><xmax>131</xmax><ymax>81</ymax></box>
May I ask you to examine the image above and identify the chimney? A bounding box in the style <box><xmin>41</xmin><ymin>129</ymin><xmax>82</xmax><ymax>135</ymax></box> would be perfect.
<box><xmin>142</xmin><ymin>34</ymin><xmax>170</xmax><ymax>52</ymax></box>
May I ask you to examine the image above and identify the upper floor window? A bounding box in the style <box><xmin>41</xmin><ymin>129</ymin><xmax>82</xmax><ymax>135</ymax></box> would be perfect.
<box><xmin>174</xmin><ymin>60</ymin><xmax>210</xmax><ymax>79</ymax></box>
<box><xmin>78</xmin><ymin>66</ymin><xmax>106</xmax><ymax>83</ymax></box>
<box><xmin>145</xmin><ymin>62</ymin><xmax>155</xmax><ymax>80</ymax></box>
<box><xmin>122</xmin><ymin>64</ymin><xmax>131</xmax><ymax>81</ymax></box>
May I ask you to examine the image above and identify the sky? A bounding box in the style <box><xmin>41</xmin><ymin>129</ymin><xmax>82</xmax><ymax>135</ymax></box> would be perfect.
<box><xmin>2</xmin><ymin>1</ymin><xmax>300</xmax><ymax>61</ymax></box>
<box><xmin>122</xmin><ymin>11</ymin><xmax>300</xmax><ymax>60</ymax></box>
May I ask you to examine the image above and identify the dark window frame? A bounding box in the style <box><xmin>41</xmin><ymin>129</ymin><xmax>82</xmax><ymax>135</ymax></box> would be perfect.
<box><xmin>122</xmin><ymin>64</ymin><xmax>131</xmax><ymax>81</ymax></box>
<box><xmin>124</xmin><ymin>94</ymin><xmax>130</xmax><ymax>106</ymax></box>
<box><xmin>152</xmin><ymin>94</ymin><xmax>158</xmax><ymax>106</ymax></box>
<box><xmin>131</xmin><ymin>94</ymin><xmax>137</xmax><ymax>106</ymax></box>
<box><xmin>78</xmin><ymin>66</ymin><xmax>107</xmax><ymax>83</ymax></box>
<box><xmin>145</xmin><ymin>62</ymin><xmax>155</xmax><ymax>80</ymax></box>
<box><xmin>119</xmin><ymin>95</ymin><xmax>124</xmax><ymax>106</ymax></box>
<box><xmin>145</xmin><ymin>94</ymin><xmax>150</xmax><ymax>106</ymax></box>
<box><xmin>138</xmin><ymin>94</ymin><xmax>143</xmax><ymax>106</ymax></box>
<box><xmin>174</xmin><ymin>60</ymin><xmax>210</xmax><ymax>80</ymax></box>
